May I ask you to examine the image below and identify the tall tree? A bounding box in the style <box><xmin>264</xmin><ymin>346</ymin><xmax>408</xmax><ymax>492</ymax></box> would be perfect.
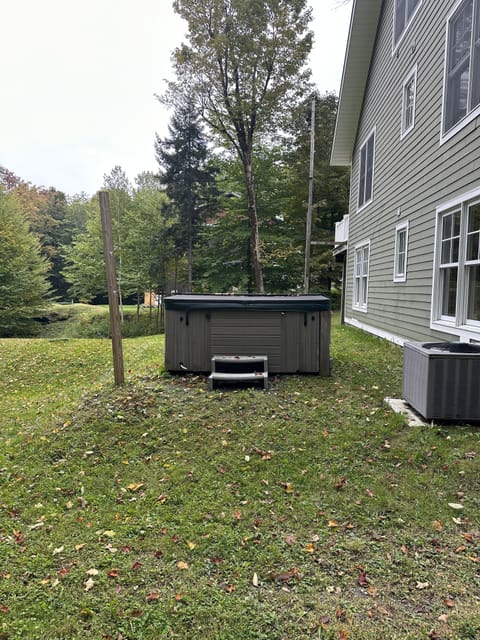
<box><xmin>155</xmin><ymin>99</ymin><xmax>218</xmax><ymax>291</ymax></box>
<box><xmin>196</xmin><ymin>148</ymin><xmax>305</xmax><ymax>293</ymax></box>
<box><xmin>8</xmin><ymin>181</ymin><xmax>73</xmax><ymax>299</ymax></box>
<box><xmin>123</xmin><ymin>172</ymin><xmax>176</xmax><ymax>304</ymax></box>
<box><xmin>168</xmin><ymin>0</ymin><xmax>313</xmax><ymax>292</ymax></box>
<box><xmin>0</xmin><ymin>189</ymin><xmax>50</xmax><ymax>335</ymax></box>
<box><xmin>62</xmin><ymin>196</ymin><xmax>105</xmax><ymax>303</ymax></box>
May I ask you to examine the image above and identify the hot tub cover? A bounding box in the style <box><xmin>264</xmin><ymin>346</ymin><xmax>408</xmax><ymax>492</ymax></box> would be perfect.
<box><xmin>164</xmin><ymin>294</ymin><xmax>330</xmax><ymax>313</ymax></box>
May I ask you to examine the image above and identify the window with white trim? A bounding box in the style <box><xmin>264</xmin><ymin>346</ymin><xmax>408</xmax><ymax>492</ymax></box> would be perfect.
<box><xmin>432</xmin><ymin>192</ymin><xmax>480</xmax><ymax>333</ymax></box>
<box><xmin>443</xmin><ymin>0</ymin><xmax>480</xmax><ymax>135</ymax></box>
<box><xmin>394</xmin><ymin>0</ymin><xmax>421</xmax><ymax>46</ymax></box>
<box><xmin>358</xmin><ymin>131</ymin><xmax>375</xmax><ymax>210</ymax></box>
<box><xmin>353</xmin><ymin>242</ymin><xmax>370</xmax><ymax>311</ymax></box>
<box><xmin>394</xmin><ymin>222</ymin><xmax>409</xmax><ymax>282</ymax></box>
<box><xmin>401</xmin><ymin>68</ymin><xmax>417</xmax><ymax>138</ymax></box>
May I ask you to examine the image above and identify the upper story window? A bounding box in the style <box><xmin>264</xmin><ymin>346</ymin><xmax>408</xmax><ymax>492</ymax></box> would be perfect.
<box><xmin>401</xmin><ymin>67</ymin><xmax>417</xmax><ymax>138</ymax></box>
<box><xmin>443</xmin><ymin>0</ymin><xmax>480</xmax><ymax>136</ymax></box>
<box><xmin>358</xmin><ymin>130</ymin><xmax>375</xmax><ymax>210</ymax></box>
<box><xmin>394</xmin><ymin>0</ymin><xmax>422</xmax><ymax>47</ymax></box>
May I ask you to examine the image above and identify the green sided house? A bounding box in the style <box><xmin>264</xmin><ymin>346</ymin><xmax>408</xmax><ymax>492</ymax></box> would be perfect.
<box><xmin>331</xmin><ymin>0</ymin><xmax>480</xmax><ymax>345</ymax></box>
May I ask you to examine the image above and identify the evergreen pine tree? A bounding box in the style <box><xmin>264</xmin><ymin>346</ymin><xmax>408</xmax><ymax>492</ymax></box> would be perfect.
<box><xmin>155</xmin><ymin>99</ymin><xmax>218</xmax><ymax>291</ymax></box>
<box><xmin>0</xmin><ymin>189</ymin><xmax>50</xmax><ymax>335</ymax></box>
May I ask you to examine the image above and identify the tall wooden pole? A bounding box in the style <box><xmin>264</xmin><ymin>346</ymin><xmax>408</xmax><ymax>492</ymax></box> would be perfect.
<box><xmin>99</xmin><ymin>190</ymin><xmax>125</xmax><ymax>386</ymax></box>
<box><xmin>303</xmin><ymin>97</ymin><xmax>316</xmax><ymax>294</ymax></box>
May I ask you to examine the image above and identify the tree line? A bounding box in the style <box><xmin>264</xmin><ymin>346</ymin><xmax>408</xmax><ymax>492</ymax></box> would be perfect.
<box><xmin>0</xmin><ymin>0</ymin><xmax>349</xmax><ymax>336</ymax></box>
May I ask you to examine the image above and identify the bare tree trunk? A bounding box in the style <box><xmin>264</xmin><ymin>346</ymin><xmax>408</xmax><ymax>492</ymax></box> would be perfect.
<box><xmin>243</xmin><ymin>157</ymin><xmax>264</xmax><ymax>293</ymax></box>
<box><xmin>187</xmin><ymin>228</ymin><xmax>193</xmax><ymax>292</ymax></box>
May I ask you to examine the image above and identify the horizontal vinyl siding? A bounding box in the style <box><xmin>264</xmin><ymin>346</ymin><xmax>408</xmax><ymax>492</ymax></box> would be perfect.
<box><xmin>345</xmin><ymin>0</ymin><xmax>480</xmax><ymax>343</ymax></box>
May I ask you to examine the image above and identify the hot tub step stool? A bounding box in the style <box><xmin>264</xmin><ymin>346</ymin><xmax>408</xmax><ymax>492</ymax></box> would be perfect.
<box><xmin>208</xmin><ymin>355</ymin><xmax>268</xmax><ymax>391</ymax></box>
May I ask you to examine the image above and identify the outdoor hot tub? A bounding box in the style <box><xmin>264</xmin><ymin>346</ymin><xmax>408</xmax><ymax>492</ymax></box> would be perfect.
<box><xmin>164</xmin><ymin>294</ymin><xmax>331</xmax><ymax>376</ymax></box>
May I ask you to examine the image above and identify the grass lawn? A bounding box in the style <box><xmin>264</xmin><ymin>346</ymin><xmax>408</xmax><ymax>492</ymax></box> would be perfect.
<box><xmin>0</xmin><ymin>316</ymin><xmax>479</xmax><ymax>639</ymax></box>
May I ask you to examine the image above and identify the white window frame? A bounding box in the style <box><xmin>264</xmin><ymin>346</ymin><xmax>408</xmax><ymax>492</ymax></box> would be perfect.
<box><xmin>401</xmin><ymin>66</ymin><xmax>417</xmax><ymax>139</ymax></box>
<box><xmin>357</xmin><ymin>129</ymin><xmax>375</xmax><ymax>212</ymax></box>
<box><xmin>353</xmin><ymin>240</ymin><xmax>370</xmax><ymax>312</ymax></box>
<box><xmin>441</xmin><ymin>0</ymin><xmax>480</xmax><ymax>143</ymax></box>
<box><xmin>431</xmin><ymin>186</ymin><xmax>480</xmax><ymax>339</ymax></box>
<box><xmin>393</xmin><ymin>0</ymin><xmax>422</xmax><ymax>51</ymax></box>
<box><xmin>394</xmin><ymin>221</ymin><xmax>409</xmax><ymax>282</ymax></box>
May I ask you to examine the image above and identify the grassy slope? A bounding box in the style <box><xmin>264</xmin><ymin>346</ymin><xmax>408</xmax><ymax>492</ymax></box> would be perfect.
<box><xmin>0</xmin><ymin>319</ymin><xmax>479</xmax><ymax>639</ymax></box>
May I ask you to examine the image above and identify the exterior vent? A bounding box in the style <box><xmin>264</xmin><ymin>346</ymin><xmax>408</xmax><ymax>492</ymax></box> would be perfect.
<box><xmin>403</xmin><ymin>342</ymin><xmax>480</xmax><ymax>421</ymax></box>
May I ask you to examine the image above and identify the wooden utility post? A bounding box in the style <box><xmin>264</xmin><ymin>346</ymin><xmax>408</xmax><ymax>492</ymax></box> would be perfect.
<box><xmin>304</xmin><ymin>97</ymin><xmax>316</xmax><ymax>294</ymax></box>
<box><xmin>99</xmin><ymin>190</ymin><xmax>125</xmax><ymax>386</ymax></box>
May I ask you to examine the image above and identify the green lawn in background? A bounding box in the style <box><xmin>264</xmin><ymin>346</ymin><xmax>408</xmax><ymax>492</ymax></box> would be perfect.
<box><xmin>0</xmin><ymin>316</ymin><xmax>478</xmax><ymax>639</ymax></box>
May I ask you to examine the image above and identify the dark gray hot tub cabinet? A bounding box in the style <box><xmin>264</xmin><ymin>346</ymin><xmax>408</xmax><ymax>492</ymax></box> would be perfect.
<box><xmin>165</xmin><ymin>295</ymin><xmax>331</xmax><ymax>376</ymax></box>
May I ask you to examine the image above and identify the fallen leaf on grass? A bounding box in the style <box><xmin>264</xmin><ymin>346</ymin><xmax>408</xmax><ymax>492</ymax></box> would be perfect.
<box><xmin>444</xmin><ymin>598</ymin><xmax>455</xmax><ymax>608</ymax></box>
<box><xmin>270</xmin><ymin>568</ymin><xmax>300</xmax><ymax>583</ymax></box>
<box><xmin>357</xmin><ymin>571</ymin><xmax>369</xmax><ymax>586</ymax></box>
<box><xmin>305</xmin><ymin>543</ymin><xmax>315</xmax><ymax>554</ymax></box>
<box><xmin>127</xmin><ymin>482</ymin><xmax>144</xmax><ymax>491</ymax></box>
<box><xmin>84</xmin><ymin>578</ymin><xmax>95</xmax><ymax>592</ymax></box>
<box><xmin>283</xmin><ymin>483</ymin><xmax>294</xmax><ymax>494</ymax></box>
<box><xmin>86</xmin><ymin>569</ymin><xmax>99</xmax><ymax>576</ymax></box>
<box><xmin>177</xmin><ymin>561</ymin><xmax>189</xmax><ymax>570</ymax></box>
<box><xmin>252</xmin><ymin>573</ymin><xmax>259</xmax><ymax>587</ymax></box>
<box><xmin>448</xmin><ymin>503</ymin><xmax>464</xmax><ymax>510</ymax></box>
<box><xmin>416</xmin><ymin>582</ymin><xmax>430</xmax><ymax>590</ymax></box>
<box><xmin>219</xmin><ymin>583</ymin><xmax>235</xmax><ymax>593</ymax></box>
<box><xmin>146</xmin><ymin>592</ymin><xmax>160</xmax><ymax>602</ymax></box>
<box><xmin>326</xmin><ymin>585</ymin><xmax>342</xmax><ymax>594</ymax></box>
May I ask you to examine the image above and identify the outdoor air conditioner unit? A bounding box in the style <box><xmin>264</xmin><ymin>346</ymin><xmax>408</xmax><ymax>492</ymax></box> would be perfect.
<box><xmin>403</xmin><ymin>341</ymin><xmax>480</xmax><ymax>421</ymax></box>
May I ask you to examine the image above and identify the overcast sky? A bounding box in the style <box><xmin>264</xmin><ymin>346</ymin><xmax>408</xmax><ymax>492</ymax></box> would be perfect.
<box><xmin>1</xmin><ymin>1</ymin><xmax>351</xmax><ymax>197</ymax></box>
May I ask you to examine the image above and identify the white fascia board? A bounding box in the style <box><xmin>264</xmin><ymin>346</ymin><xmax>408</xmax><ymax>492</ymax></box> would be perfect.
<box><xmin>331</xmin><ymin>0</ymin><xmax>384</xmax><ymax>167</ymax></box>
